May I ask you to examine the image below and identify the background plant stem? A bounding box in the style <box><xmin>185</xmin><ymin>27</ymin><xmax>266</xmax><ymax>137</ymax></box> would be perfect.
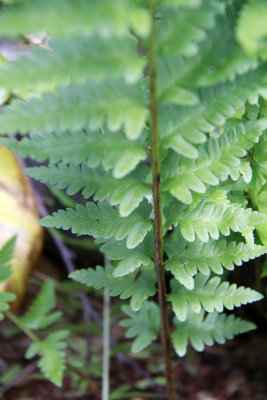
<box><xmin>148</xmin><ymin>1</ymin><xmax>175</xmax><ymax>399</ymax></box>
<box><xmin>102</xmin><ymin>255</ymin><xmax>110</xmax><ymax>400</ymax></box>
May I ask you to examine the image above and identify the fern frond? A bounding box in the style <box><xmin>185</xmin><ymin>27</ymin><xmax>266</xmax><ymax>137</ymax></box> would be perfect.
<box><xmin>70</xmin><ymin>264</ymin><xmax>156</xmax><ymax>311</ymax></box>
<box><xmin>158</xmin><ymin>53</ymin><xmax>257</xmax><ymax>101</ymax></box>
<box><xmin>157</xmin><ymin>1</ymin><xmax>222</xmax><ymax>56</ymax></box>
<box><xmin>1</xmin><ymin>129</ymin><xmax>147</xmax><ymax>179</ymax></box>
<box><xmin>162</xmin><ymin>119</ymin><xmax>267</xmax><ymax>204</ymax></box>
<box><xmin>0</xmin><ymin>236</ymin><xmax>16</xmax><ymax>282</ymax></box>
<box><xmin>172</xmin><ymin>311</ymin><xmax>256</xmax><ymax>357</ymax></box>
<box><xmin>0</xmin><ymin>0</ymin><xmax>265</xmax><ymax>363</ymax></box>
<box><xmin>25</xmin><ymin>163</ymin><xmax>151</xmax><ymax>217</ymax></box>
<box><xmin>41</xmin><ymin>201</ymin><xmax>152</xmax><ymax>250</ymax></box>
<box><xmin>165</xmin><ymin>231</ymin><xmax>267</xmax><ymax>289</ymax></box>
<box><xmin>21</xmin><ymin>280</ymin><xmax>62</xmax><ymax>330</ymax></box>
<box><xmin>157</xmin><ymin>4</ymin><xmax>258</xmax><ymax>92</ymax></box>
<box><xmin>166</xmin><ymin>199</ymin><xmax>267</xmax><ymax>246</ymax></box>
<box><xmin>237</xmin><ymin>0</ymin><xmax>267</xmax><ymax>57</ymax></box>
<box><xmin>120</xmin><ymin>302</ymin><xmax>160</xmax><ymax>353</ymax></box>
<box><xmin>0</xmin><ymin>238</ymin><xmax>16</xmax><ymax>318</ymax></box>
<box><xmin>0</xmin><ymin>293</ymin><xmax>16</xmax><ymax>320</ymax></box>
<box><xmin>253</xmin><ymin>130</ymin><xmax>267</xmax><ymax>188</ymax></box>
<box><xmin>0</xmin><ymin>36</ymin><xmax>145</xmax><ymax>94</ymax></box>
<box><xmin>159</xmin><ymin>0</ymin><xmax>202</xmax><ymax>8</ymax></box>
<box><xmin>25</xmin><ymin>330</ymin><xmax>69</xmax><ymax>386</ymax></box>
<box><xmin>160</xmin><ymin>67</ymin><xmax>267</xmax><ymax>157</ymax></box>
<box><xmin>0</xmin><ymin>0</ymin><xmax>150</xmax><ymax>39</ymax></box>
<box><xmin>168</xmin><ymin>275</ymin><xmax>263</xmax><ymax>322</ymax></box>
<box><xmin>0</xmin><ymin>80</ymin><xmax>148</xmax><ymax>140</ymax></box>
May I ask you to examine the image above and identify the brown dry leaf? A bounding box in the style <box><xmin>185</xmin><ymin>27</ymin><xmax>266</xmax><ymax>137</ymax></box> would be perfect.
<box><xmin>0</xmin><ymin>145</ymin><xmax>43</xmax><ymax>307</ymax></box>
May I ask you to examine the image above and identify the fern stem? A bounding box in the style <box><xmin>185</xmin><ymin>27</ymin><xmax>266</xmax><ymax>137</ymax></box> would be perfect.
<box><xmin>148</xmin><ymin>1</ymin><xmax>175</xmax><ymax>399</ymax></box>
<box><xmin>6</xmin><ymin>311</ymin><xmax>40</xmax><ymax>342</ymax></box>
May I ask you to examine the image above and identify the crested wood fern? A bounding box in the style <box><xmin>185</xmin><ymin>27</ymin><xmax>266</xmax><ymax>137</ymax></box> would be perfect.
<box><xmin>0</xmin><ymin>0</ymin><xmax>267</xmax><ymax>398</ymax></box>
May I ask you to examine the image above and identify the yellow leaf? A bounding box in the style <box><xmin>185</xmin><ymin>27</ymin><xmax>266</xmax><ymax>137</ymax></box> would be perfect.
<box><xmin>0</xmin><ymin>145</ymin><xmax>43</xmax><ymax>307</ymax></box>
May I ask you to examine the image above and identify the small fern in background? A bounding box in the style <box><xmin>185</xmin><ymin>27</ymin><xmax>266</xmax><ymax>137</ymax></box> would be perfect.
<box><xmin>0</xmin><ymin>238</ymin><xmax>68</xmax><ymax>386</ymax></box>
<box><xmin>19</xmin><ymin>280</ymin><xmax>69</xmax><ymax>386</ymax></box>
<box><xmin>0</xmin><ymin>0</ymin><xmax>267</xmax><ymax>398</ymax></box>
<box><xmin>0</xmin><ymin>238</ymin><xmax>17</xmax><ymax>319</ymax></box>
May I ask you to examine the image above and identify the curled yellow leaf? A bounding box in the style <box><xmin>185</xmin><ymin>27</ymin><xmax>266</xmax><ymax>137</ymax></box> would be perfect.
<box><xmin>0</xmin><ymin>145</ymin><xmax>43</xmax><ymax>307</ymax></box>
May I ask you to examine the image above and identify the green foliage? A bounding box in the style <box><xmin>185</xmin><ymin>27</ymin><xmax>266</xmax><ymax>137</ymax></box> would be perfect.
<box><xmin>0</xmin><ymin>0</ymin><xmax>150</xmax><ymax>39</ymax></box>
<box><xmin>237</xmin><ymin>0</ymin><xmax>267</xmax><ymax>56</ymax></box>
<box><xmin>0</xmin><ymin>240</ymin><xmax>68</xmax><ymax>387</ymax></box>
<box><xmin>172</xmin><ymin>311</ymin><xmax>256</xmax><ymax>357</ymax></box>
<box><xmin>0</xmin><ymin>238</ymin><xmax>16</xmax><ymax>319</ymax></box>
<box><xmin>165</xmin><ymin>230</ymin><xmax>267</xmax><ymax>289</ymax></box>
<box><xmin>249</xmin><ymin>102</ymin><xmax>267</xmax><ymax>245</ymax></box>
<box><xmin>160</xmin><ymin>68</ymin><xmax>267</xmax><ymax>157</ymax></box>
<box><xmin>0</xmin><ymin>37</ymin><xmax>145</xmax><ymax>96</ymax></box>
<box><xmin>157</xmin><ymin>0</ymin><xmax>222</xmax><ymax>57</ymax></box>
<box><xmin>0</xmin><ymin>237</ymin><xmax>16</xmax><ymax>282</ymax></box>
<box><xmin>70</xmin><ymin>264</ymin><xmax>156</xmax><ymax>311</ymax></box>
<box><xmin>0</xmin><ymin>80</ymin><xmax>148</xmax><ymax>140</ymax></box>
<box><xmin>166</xmin><ymin>199</ymin><xmax>267</xmax><ymax>247</ymax></box>
<box><xmin>120</xmin><ymin>302</ymin><xmax>160</xmax><ymax>353</ymax></box>
<box><xmin>100</xmin><ymin>236</ymin><xmax>154</xmax><ymax>277</ymax></box>
<box><xmin>20</xmin><ymin>281</ymin><xmax>68</xmax><ymax>386</ymax></box>
<box><xmin>25</xmin><ymin>163</ymin><xmax>150</xmax><ymax>217</ymax></box>
<box><xmin>162</xmin><ymin>119</ymin><xmax>267</xmax><ymax>203</ymax></box>
<box><xmin>0</xmin><ymin>292</ymin><xmax>15</xmax><ymax>317</ymax></box>
<box><xmin>25</xmin><ymin>330</ymin><xmax>69</xmax><ymax>386</ymax></box>
<box><xmin>40</xmin><ymin>201</ymin><xmax>153</xmax><ymax>249</ymax></box>
<box><xmin>261</xmin><ymin>258</ymin><xmax>267</xmax><ymax>278</ymax></box>
<box><xmin>21</xmin><ymin>280</ymin><xmax>62</xmax><ymax>329</ymax></box>
<box><xmin>2</xmin><ymin>130</ymin><xmax>147</xmax><ymax>179</ymax></box>
<box><xmin>0</xmin><ymin>0</ymin><xmax>266</xmax><ymax>388</ymax></box>
<box><xmin>168</xmin><ymin>275</ymin><xmax>263</xmax><ymax>321</ymax></box>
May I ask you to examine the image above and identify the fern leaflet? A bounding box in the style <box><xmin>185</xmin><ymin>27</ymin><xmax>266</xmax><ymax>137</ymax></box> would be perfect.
<box><xmin>25</xmin><ymin>330</ymin><xmax>69</xmax><ymax>386</ymax></box>
<box><xmin>120</xmin><ymin>302</ymin><xmax>160</xmax><ymax>353</ymax></box>
<box><xmin>172</xmin><ymin>311</ymin><xmax>256</xmax><ymax>357</ymax></box>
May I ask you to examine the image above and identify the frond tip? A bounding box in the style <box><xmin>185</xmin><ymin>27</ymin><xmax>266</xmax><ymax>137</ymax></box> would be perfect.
<box><xmin>168</xmin><ymin>275</ymin><xmax>263</xmax><ymax>322</ymax></box>
<box><xmin>21</xmin><ymin>280</ymin><xmax>62</xmax><ymax>330</ymax></box>
<box><xmin>172</xmin><ymin>311</ymin><xmax>256</xmax><ymax>357</ymax></box>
